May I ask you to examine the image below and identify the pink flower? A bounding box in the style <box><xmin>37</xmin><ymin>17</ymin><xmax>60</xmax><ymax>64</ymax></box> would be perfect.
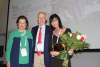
<box><xmin>80</xmin><ymin>36</ymin><xmax>85</xmax><ymax>41</ymax></box>
<box><xmin>72</xmin><ymin>33</ymin><xmax>75</xmax><ymax>37</ymax></box>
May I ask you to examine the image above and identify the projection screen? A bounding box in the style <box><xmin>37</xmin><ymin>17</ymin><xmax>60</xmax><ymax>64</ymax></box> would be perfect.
<box><xmin>7</xmin><ymin>0</ymin><xmax>100</xmax><ymax>49</ymax></box>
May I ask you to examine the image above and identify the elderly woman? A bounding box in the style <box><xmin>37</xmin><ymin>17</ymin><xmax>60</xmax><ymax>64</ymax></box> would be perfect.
<box><xmin>49</xmin><ymin>14</ymin><xmax>74</xmax><ymax>67</ymax></box>
<box><xmin>6</xmin><ymin>15</ymin><xmax>33</xmax><ymax>67</ymax></box>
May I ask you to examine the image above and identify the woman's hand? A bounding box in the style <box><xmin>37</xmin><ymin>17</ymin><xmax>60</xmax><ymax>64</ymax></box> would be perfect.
<box><xmin>50</xmin><ymin>51</ymin><xmax>60</xmax><ymax>56</ymax></box>
<box><xmin>68</xmin><ymin>49</ymin><xmax>74</xmax><ymax>55</ymax></box>
<box><xmin>7</xmin><ymin>61</ymin><xmax>10</xmax><ymax>67</ymax></box>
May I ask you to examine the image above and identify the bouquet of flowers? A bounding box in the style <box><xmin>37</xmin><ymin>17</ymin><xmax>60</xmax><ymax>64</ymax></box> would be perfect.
<box><xmin>57</xmin><ymin>30</ymin><xmax>90</xmax><ymax>67</ymax></box>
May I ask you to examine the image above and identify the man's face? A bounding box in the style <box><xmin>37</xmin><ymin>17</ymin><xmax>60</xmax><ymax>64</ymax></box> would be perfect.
<box><xmin>37</xmin><ymin>12</ymin><xmax>47</xmax><ymax>26</ymax></box>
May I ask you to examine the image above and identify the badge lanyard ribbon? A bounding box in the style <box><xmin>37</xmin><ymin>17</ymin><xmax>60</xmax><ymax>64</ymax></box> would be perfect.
<box><xmin>52</xmin><ymin>29</ymin><xmax>61</xmax><ymax>48</ymax></box>
<box><xmin>19</xmin><ymin>29</ymin><xmax>27</xmax><ymax>49</ymax></box>
<box><xmin>51</xmin><ymin>29</ymin><xmax>61</xmax><ymax>57</ymax></box>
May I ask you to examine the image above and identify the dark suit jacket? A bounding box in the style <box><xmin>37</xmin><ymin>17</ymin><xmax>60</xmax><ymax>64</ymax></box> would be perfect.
<box><xmin>31</xmin><ymin>25</ymin><xmax>51</xmax><ymax>67</ymax></box>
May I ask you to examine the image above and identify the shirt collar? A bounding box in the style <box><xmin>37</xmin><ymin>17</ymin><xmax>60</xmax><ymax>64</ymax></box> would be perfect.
<box><xmin>39</xmin><ymin>24</ymin><xmax>46</xmax><ymax>29</ymax></box>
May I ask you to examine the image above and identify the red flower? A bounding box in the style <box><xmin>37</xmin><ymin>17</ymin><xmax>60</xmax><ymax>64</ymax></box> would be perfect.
<box><xmin>80</xmin><ymin>36</ymin><xmax>84</xmax><ymax>41</ymax></box>
<box><xmin>72</xmin><ymin>33</ymin><xmax>75</xmax><ymax>37</ymax></box>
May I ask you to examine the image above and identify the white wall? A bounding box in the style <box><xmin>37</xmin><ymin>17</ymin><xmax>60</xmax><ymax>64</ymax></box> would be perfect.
<box><xmin>0</xmin><ymin>0</ymin><xmax>100</xmax><ymax>67</ymax></box>
<box><xmin>71</xmin><ymin>53</ymin><xmax>100</xmax><ymax>67</ymax></box>
<box><xmin>0</xmin><ymin>0</ymin><xmax>8</xmax><ymax>34</ymax></box>
<box><xmin>0</xmin><ymin>0</ymin><xmax>8</xmax><ymax>64</ymax></box>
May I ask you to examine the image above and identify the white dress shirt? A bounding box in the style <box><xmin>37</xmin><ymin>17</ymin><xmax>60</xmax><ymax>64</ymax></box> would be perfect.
<box><xmin>35</xmin><ymin>24</ymin><xmax>46</xmax><ymax>52</ymax></box>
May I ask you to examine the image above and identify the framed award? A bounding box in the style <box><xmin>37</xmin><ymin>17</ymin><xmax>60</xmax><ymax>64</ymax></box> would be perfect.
<box><xmin>53</xmin><ymin>42</ymin><xmax>66</xmax><ymax>52</ymax></box>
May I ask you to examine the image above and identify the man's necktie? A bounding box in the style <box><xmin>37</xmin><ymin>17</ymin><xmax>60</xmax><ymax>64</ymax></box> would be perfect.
<box><xmin>37</xmin><ymin>27</ymin><xmax>42</xmax><ymax>56</ymax></box>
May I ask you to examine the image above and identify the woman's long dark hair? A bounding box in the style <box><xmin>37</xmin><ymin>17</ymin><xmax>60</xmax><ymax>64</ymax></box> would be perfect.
<box><xmin>49</xmin><ymin>14</ymin><xmax>63</xmax><ymax>31</ymax></box>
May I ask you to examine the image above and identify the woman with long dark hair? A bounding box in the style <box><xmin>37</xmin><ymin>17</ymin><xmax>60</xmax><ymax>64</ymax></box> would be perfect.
<box><xmin>49</xmin><ymin>14</ymin><xmax>74</xmax><ymax>67</ymax></box>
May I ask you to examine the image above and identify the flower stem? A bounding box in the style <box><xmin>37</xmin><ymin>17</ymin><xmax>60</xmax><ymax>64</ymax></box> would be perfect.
<box><xmin>62</xmin><ymin>60</ymin><xmax>69</xmax><ymax>67</ymax></box>
<box><xmin>62</xmin><ymin>52</ymin><xmax>70</xmax><ymax>67</ymax></box>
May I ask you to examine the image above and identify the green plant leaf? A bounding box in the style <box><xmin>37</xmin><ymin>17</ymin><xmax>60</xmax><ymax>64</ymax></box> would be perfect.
<box><xmin>57</xmin><ymin>51</ymin><xmax>70</xmax><ymax>60</ymax></box>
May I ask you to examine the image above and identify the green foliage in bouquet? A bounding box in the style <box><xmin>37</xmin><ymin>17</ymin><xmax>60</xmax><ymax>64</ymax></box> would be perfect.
<box><xmin>57</xmin><ymin>30</ymin><xmax>90</xmax><ymax>67</ymax></box>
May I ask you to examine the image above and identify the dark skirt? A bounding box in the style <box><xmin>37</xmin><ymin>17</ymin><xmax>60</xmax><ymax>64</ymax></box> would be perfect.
<box><xmin>11</xmin><ymin>63</ymin><xmax>30</xmax><ymax>67</ymax></box>
<box><xmin>50</xmin><ymin>56</ymin><xmax>71</xmax><ymax>67</ymax></box>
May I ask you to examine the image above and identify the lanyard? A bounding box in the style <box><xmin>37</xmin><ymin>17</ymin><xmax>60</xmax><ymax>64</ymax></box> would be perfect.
<box><xmin>20</xmin><ymin>36</ymin><xmax>27</xmax><ymax>48</ymax></box>
<box><xmin>19</xmin><ymin>29</ymin><xmax>27</xmax><ymax>49</ymax></box>
<box><xmin>52</xmin><ymin>29</ymin><xmax>61</xmax><ymax>48</ymax></box>
<box><xmin>21</xmin><ymin>29</ymin><xmax>26</xmax><ymax>36</ymax></box>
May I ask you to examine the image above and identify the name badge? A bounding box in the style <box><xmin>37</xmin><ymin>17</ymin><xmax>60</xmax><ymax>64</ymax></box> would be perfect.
<box><xmin>37</xmin><ymin>43</ymin><xmax>43</xmax><ymax>51</ymax></box>
<box><xmin>52</xmin><ymin>55</ymin><xmax>55</xmax><ymax>57</ymax></box>
<box><xmin>21</xmin><ymin>48</ymin><xmax>27</xmax><ymax>57</ymax></box>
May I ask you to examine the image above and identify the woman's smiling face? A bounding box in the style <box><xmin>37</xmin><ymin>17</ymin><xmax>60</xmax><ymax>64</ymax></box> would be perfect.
<box><xmin>17</xmin><ymin>19</ymin><xmax>27</xmax><ymax>30</ymax></box>
<box><xmin>51</xmin><ymin>18</ymin><xmax>59</xmax><ymax>28</ymax></box>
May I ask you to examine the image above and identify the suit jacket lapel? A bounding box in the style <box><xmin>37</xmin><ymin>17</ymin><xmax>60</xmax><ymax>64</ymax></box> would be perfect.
<box><xmin>34</xmin><ymin>25</ymin><xmax>39</xmax><ymax>49</ymax></box>
<box><xmin>44</xmin><ymin>25</ymin><xmax>48</xmax><ymax>51</ymax></box>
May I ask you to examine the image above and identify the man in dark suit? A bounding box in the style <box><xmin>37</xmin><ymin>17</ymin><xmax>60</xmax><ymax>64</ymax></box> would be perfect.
<box><xmin>31</xmin><ymin>12</ymin><xmax>51</xmax><ymax>67</ymax></box>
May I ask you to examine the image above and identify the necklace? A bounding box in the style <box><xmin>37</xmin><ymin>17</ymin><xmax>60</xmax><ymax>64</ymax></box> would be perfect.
<box><xmin>19</xmin><ymin>29</ymin><xmax>26</xmax><ymax>36</ymax></box>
